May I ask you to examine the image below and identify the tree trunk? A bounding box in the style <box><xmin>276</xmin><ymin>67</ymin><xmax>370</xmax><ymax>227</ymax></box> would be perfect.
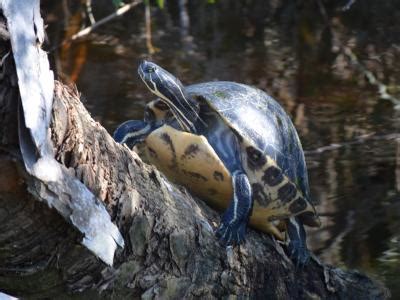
<box><xmin>0</xmin><ymin>8</ymin><xmax>389</xmax><ymax>300</ymax></box>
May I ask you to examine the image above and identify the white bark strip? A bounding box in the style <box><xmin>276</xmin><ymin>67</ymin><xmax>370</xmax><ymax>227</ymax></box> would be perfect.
<box><xmin>2</xmin><ymin>0</ymin><xmax>53</xmax><ymax>156</ymax></box>
<box><xmin>0</xmin><ymin>0</ymin><xmax>124</xmax><ymax>266</ymax></box>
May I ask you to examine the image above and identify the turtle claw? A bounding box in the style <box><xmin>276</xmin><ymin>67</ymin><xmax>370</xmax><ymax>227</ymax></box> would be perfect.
<box><xmin>216</xmin><ymin>220</ymin><xmax>247</xmax><ymax>246</ymax></box>
<box><xmin>287</xmin><ymin>241</ymin><xmax>310</xmax><ymax>268</ymax></box>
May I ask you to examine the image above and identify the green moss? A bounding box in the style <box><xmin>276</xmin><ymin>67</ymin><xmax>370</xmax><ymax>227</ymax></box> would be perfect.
<box><xmin>275</xmin><ymin>115</ymin><xmax>283</xmax><ymax>129</ymax></box>
<box><xmin>213</xmin><ymin>91</ymin><xmax>228</xmax><ymax>99</ymax></box>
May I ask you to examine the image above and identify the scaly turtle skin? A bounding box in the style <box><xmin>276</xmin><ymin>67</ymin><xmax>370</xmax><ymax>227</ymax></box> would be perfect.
<box><xmin>114</xmin><ymin>61</ymin><xmax>320</xmax><ymax>265</ymax></box>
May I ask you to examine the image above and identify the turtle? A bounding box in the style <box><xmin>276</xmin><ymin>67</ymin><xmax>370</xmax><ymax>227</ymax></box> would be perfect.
<box><xmin>114</xmin><ymin>60</ymin><xmax>320</xmax><ymax>264</ymax></box>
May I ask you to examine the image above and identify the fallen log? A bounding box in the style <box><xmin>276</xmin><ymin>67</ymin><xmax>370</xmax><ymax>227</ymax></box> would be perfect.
<box><xmin>0</xmin><ymin>2</ymin><xmax>389</xmax><ymax>299</ymax></box>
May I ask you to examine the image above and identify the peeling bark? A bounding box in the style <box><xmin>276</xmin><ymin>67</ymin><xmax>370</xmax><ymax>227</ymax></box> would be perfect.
<box><xmin>1</xmin><ymin>0</ymin><xmax>124</xmax><ymax>266</ymax></box>
<box><xmin>0</xmin><ymin>10</ymin><xmax>389</xmax><ymax>300</ymax></box>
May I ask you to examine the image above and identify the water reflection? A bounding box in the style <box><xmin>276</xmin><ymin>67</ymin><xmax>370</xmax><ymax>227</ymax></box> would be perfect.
<box><xmin>44</xmin><ymin>0</ymin><xmax>400</xmax><ymax>295</ymax></box>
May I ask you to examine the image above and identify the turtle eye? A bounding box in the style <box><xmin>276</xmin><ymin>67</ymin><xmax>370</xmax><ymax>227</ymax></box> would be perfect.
<box><xmin>154</xmin><ymin>101</ymin><xmax>169</xmax><ymax>111</ymax></box>
<box><xmin>144</xmin><ymin>107</ymin><xmax>156</xmax><ymax>122</ymax></box>
<box><xmin>246</xmin><ymin>147</ymin><xmax>262</xmax><ymax>162</ymax></box>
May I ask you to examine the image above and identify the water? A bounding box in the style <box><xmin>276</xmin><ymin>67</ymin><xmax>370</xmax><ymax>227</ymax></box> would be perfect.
<box><xmin>44</xmin><ymin>0</ymin><xmax>400</xmax><ymax>296</ymax></box>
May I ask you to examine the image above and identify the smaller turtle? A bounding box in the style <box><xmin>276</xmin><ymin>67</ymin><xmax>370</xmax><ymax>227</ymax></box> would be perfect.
<box><xmin>114</xmin><ymin>61</ymin><xmax>320</xmax><ymax>265</ymax></box>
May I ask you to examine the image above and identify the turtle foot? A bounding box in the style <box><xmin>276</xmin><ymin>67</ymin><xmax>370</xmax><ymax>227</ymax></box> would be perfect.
<box><xmin>287</xmin><ymin>240</ymin><xmax>310</xmax><ymax>268</ymax></box>
<box><xmin>215</xmin><ymin>219</ymin><xmax>247</xmax><ymax>246</ymax></box>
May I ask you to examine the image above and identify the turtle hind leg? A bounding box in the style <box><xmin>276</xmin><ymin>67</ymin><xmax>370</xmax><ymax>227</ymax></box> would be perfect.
<box><xmin>216</xmin><ymin>171</ymin><xmax>252</xmax><ymax>246</ymax></box>
<box><xmin>286</xmin><ymin>216</ymin><xmax>310</xmax><ymax>267</ymax></box>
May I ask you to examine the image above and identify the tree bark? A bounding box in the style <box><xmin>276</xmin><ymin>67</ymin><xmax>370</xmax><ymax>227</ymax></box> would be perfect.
<box><xmin>0</xmin><ymin>10</ymin><xmax>389</xmax><ymax>300</ymax></box>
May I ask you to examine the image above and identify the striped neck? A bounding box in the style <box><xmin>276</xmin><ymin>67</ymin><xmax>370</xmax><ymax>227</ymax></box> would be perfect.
<box><xmin>158</xmin><ymin>87</ymin><xmax>199</xmax><ymax>133</ymax></box>
<box><xmin>138</xmin><ymin>60</ymin><xmax>200</xmax><ymax>133</ymax></box>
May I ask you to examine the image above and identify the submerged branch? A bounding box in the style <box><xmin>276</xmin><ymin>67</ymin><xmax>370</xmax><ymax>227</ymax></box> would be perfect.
<box><xmin>316</xmin><ymin>0</ymin><xmax>400</xmax><ymax>109</ymax></box>
<box><xmin>342</xmin><ymin>47</ymin><xmax>400</xmax><ymax>108</ymax></box>
<box><xmin>305</xmin><ymin>133</ymin><xmax>400</xmax><ymax>155</ymax></box>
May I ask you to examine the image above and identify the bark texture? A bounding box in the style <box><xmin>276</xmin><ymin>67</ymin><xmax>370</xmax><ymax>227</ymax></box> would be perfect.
<box><xmin>0</xmin><ymin>13</ymin><xmax>389</xmax><ymax>300</ymax></box>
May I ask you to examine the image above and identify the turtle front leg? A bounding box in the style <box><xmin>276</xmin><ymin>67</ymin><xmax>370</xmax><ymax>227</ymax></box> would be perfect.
<box><xmin>113</xmin><ymin>120</ymin><xmax>155</xmax><ymax>148</ymax></box>
<box><xmin>216</xmin><ymin>171</ymin><xmax>253</xmax><ymax>246</ymax></box>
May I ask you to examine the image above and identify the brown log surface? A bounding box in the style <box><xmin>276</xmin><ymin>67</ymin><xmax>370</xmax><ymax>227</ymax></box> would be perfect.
<box><xmin>0</xmin><ymin>13</ymin><xmax>389</xmax><ymax>300</ymax></box>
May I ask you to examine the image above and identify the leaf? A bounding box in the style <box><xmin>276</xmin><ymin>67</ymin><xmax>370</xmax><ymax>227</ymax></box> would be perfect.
<box><xmin>112</xmin><ymin>0</ymin><xmax>124</xmax><ymax>7</ymax></box>
<box><xmin>156</xmin><ymin>0</ymin><xmax>165</xmax><ymax>9</ymax></box>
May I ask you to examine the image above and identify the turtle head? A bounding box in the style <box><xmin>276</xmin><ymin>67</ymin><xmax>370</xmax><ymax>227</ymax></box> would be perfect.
<box><xmin>138</xmin><ymin>60</ymin><xmax>199</xmax><ymax>132</ymax></box>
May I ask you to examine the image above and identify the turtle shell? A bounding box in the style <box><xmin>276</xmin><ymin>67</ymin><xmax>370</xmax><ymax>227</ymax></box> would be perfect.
<box><xmin>186</xmin><ymin>82</ymin><xmax>319</xmax><ymax>226</ymax></box>
<box><xmin>144</xmin><ymin>124</ymin><xmax>287</xmax><ymax>239</ymax></box>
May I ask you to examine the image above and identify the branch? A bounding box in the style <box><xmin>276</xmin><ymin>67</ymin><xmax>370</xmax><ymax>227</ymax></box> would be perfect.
<box><xmin>342</xmin><ymin>0</ymin><xmax>356</xmax><ymax>11</ymax></box>
<box><xmin>71</xmin><ymin>0</ymin><xmax>142</xmax><ymax>40</ymax></box>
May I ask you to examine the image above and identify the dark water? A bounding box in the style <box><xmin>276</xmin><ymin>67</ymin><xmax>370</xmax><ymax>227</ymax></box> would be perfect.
<box><xmin>45</xmin><ymin>0</ymin><xmax>400</xmax><ymax>296</ymax></box>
